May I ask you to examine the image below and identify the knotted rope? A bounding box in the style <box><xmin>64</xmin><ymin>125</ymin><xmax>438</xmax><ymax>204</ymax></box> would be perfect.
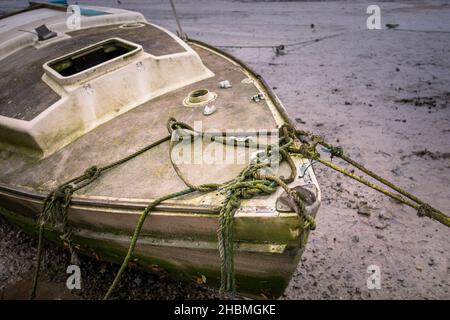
<box><xmin>104</xmin><ymin>118</ymin><xmax>312</xmax><ymax>298</ymax></box>
<box><xmin>29</xmin><ymin>166</ymin><xmax>101</xmax><ymax>299</ymax></box>
<box><xmin>292</xmin><ymin>131</ymin><xmax>450</xmax><ymax>228</ymax></box>
<box><xmin>30</xmin><ymin>115</ymin><xmax>449</xmax><ymax>300</ymax></box>
<box><xmin>29</xmin><ymin>136</ymin><xmax>170</xmax><ymax>299</ymax></box>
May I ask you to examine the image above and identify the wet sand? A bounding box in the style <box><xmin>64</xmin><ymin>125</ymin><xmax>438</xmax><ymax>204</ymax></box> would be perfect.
<box><xmin>0</xmin><ymin>0</ymin><xmax>449</xmax><ymax>299</ymax></box>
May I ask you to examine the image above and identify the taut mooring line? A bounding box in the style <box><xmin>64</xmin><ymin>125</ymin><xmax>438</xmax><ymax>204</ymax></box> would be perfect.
<box><xmin>169</xmin><ymin>0</ymin><xmax>186</xmax><ymax>40</ymax></box>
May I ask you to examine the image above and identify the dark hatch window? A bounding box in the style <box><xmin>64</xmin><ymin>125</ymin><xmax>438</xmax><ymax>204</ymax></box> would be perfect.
<box><xmin>48</xmin><ymin>39</ymin><xmax>138</xmax><ymax>77</ymax></box>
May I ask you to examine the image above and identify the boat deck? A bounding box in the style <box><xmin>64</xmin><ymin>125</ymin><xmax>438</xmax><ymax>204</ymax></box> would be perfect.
<box><xmin>0</xmin><ymin>39</ymin><xmax>285</xmax><ymax>205</ymax></box>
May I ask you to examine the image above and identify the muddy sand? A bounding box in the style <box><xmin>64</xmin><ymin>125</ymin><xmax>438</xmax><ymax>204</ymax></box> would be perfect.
<box><xmin>0</xmin><ymin>0</ymin><xmax>449</xmax><ymax>299</ymax></box>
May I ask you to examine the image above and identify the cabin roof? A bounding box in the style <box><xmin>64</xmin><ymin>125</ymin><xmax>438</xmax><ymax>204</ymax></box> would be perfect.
<box><xmin>0</xmin><ymin>23</ymin><xmax>186</xmax><ymax>121</ymax></box>
<box><xmin>0</xmin><ymin>7</ymin><xmax>214</xmax><ymax>157</ymax></box>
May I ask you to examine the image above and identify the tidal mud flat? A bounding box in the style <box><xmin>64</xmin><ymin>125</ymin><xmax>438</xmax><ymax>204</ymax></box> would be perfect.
<box><xmin>0</xmin><ymin>0</ymin><xmax>449</xmax><ymax>299</ymax></box>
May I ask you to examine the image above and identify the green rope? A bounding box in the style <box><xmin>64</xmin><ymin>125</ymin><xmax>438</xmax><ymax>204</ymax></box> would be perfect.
<box><xmin>103</xmin><ymin>119</ymin><xmax>312</xmax><ymax>298</ymax></box>
<box><xmin>30</xmin><ymin>115</ymin><xmax>449</xmax><ymax>300</ymax></box>
<box><xmin>29</xmin><ymin>136</ymin><xmax>171</xmax><ymax>299</ymax></box>
<box><xmin>103</xmin><ymin>187</ymin><xmax>195</xmax><ymax>300</ymax></box>
<box><xmin>217</xmin><ymin>173</ymin><xmax>278</xmax><ymax>293</ymax></box>
<box><xmin>29</xmin><ymin>225</ymin><xmax>44</xmax><ymax>300</ymax></box>
<box><xmin>292</xmin><ymin>131</ymin><xmax>450</xmax><ymax>228</ymax></box>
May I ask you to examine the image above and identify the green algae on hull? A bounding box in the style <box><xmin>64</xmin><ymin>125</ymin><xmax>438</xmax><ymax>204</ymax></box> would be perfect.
<box><xmin>0</xmin><ymin>206</ymin><xmax>297</xmax><ymax>299</ymax></box>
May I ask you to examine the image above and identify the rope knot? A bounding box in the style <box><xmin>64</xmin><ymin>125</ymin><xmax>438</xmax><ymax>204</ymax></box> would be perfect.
<box><xmin>279</xmin><ymin>123</ymin><xmax>295</xmax><ymax>139</ymax></box>
<box><xmin>287</xmin><ymin>188</ymin><xmax>315</xmax><ymax>230</ymax></box>
<box><xmin>417</xmin><ymin>204</ymin><xmax>433</xmax><ymax>218</ymax></box>
<box><xmin>329</xmin><ymin>145</ymin><xmax>344</xmax><ymax>159</ymax></box>
<box><xmin>298</xmin><ymin>143</ymin><xmax>320</xmax><ymax>160</ymax></box>
<box><xmin>167</xmin><ymin>117</ymin><xmax>194</xmax><ymax>134</ymax></box>
<box><xmin>51</xmin><ymin>188</ymin><xmax>67</xmax><ymax>201</ymax></box>
<box><xmin>84</xmin><ymin>166</ymin><xmax>101</xmax><ymax>179</ymax></box>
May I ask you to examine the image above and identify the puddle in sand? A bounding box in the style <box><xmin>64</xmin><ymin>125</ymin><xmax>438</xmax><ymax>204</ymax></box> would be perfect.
<box><xmin>0</xmin><ymin>272</ymin><xmax>81</xmax><ymax>300</ymax></box>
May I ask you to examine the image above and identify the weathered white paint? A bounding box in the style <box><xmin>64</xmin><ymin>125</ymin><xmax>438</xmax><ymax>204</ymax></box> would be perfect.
<box><xmin>0</xmin><ymin>7</ymin><xmax>214</xmax><ymax>158</ymax></box>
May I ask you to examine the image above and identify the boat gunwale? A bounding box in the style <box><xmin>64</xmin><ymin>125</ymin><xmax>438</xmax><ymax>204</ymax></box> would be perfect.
<box><xmin>0</xmin><ymin>182</ymin><xmax>303</xmax><ymax>218</ymax></box>
<box><xmin>186</xmin><ymin>38</ymin><xmax>297</xmax><ymax>130</ymax></box>
<box><xmin>0</xmin><ymin>2</ymin><xmax>67</xmax><ymax>21</ymax></box>
<box><xmin>0</xmin><ymin>182</ymin><xmax>221</xmax><ymax>214</ymax></box>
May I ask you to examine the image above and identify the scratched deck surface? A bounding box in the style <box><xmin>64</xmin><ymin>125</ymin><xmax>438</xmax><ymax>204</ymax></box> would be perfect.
<box><xmin>0</xmin><ymin>29</ymin><xmax>284</xmax><ymax>203</ymax></box>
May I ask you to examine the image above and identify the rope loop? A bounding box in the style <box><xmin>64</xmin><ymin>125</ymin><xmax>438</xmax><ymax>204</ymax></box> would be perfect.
<box><xmin>167</xmin><ymin>117</ymin><xmax>194</xmax><ymax>134</ymax></box>
<box><xmin>288</xmin><ymin>188</ymin><xmax>315</xmax><ymax>230</ymax></box>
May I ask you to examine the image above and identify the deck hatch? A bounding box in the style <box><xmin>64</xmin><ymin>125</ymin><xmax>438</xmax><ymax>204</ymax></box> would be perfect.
<box><xmin>47</xmin><ymin>38</ymin><xmax>139</xmax><ymax>77</ymax></box>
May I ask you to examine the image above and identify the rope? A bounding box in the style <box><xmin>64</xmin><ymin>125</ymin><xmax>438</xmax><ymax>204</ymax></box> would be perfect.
<box><xmin>215</xmin><ymin>32</ymin><xmax>346</xmax><ymax>50</ymax></box>
<box><xmin>292</xmin><ymin>132</ymin><xmax>450</xmax><ymax>228</ymax></box>
<box><xmin>316</xmin><ymin>157</ymin><xmax>450</xmax><ymax>227</ymax></box>
<box><xmin>29</xmin><ymin>135</ymin><xmax>170</xmax><ymax>299</ymax></box>
<box><xmin>30</xmin><ymin>115</ymin><xmax>449</xmax><ymax>300</ymax></box>
<box><xmin>392</xmin><ymin>29</ymin><xmax>450</xmax><ymax>34</ymax></box>
<box><xmin>169</xmin><ymin>0</ymin><xmax>186</xmax><ymax>40</ymax></box>
<box><xmin>103</xmin><ymin>118</ymin><xmax>312</xmax><ymax>298</ymax></box>
<box><xmin>318</xmin><ymin>138</ymin><xmax>445</xmax><ymax>218</ymax></box>
<box><xmin>103</xmin><ymin>187</ymin><xmax>195</xmax><ymax>300</ymax></box>
<box><xmin>29</xmin><ymin>225</ymin><xmax>44</xmax><ymax>300</ymax></box>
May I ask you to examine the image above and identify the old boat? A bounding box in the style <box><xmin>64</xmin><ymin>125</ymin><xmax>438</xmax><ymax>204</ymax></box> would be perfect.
<box><xmin>0</xmin><ymin>2</ymin><xmax>320</xmax><ymax>298</ymax></box>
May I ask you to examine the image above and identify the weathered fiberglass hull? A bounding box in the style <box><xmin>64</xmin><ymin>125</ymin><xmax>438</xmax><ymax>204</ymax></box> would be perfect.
<box><xmin>0</xmin><ymin>174</ymin><xmax>319</xmax><ymax>299</ymax></box>
<box><xmin>0</xmin><ymin>3</ymin><xmax>320</xmax><ymax>298</ymax></box>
